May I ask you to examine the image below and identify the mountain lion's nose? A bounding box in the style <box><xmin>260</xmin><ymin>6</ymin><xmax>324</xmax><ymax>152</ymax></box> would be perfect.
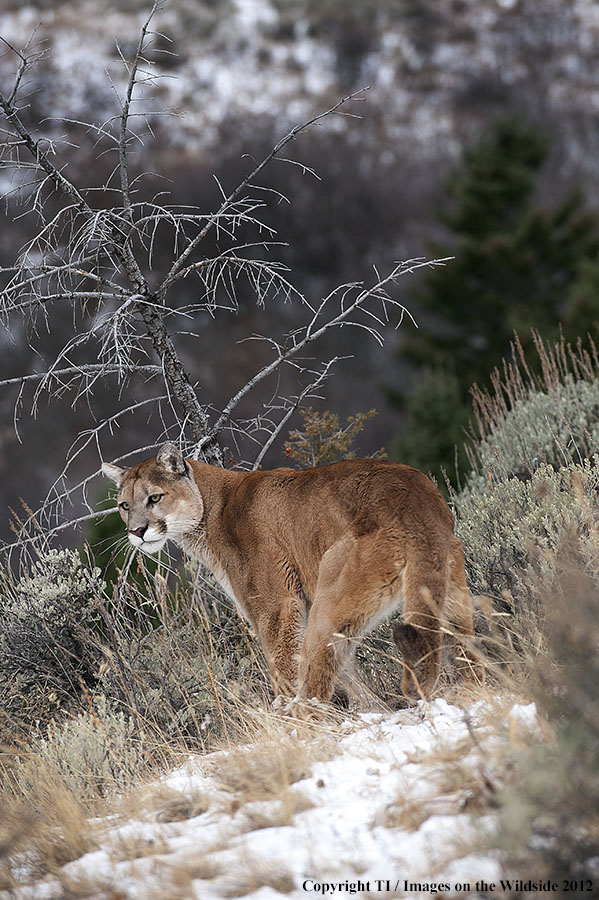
<box><xmin>129</xmin><ymin>525</ymin><xmax>147</xmax><ymax>539</ymax></box>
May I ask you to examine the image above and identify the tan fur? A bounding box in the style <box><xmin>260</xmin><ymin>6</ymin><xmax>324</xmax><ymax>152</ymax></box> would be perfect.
<box><xmin>103</xmin><ymin>443</ymin><xmax>481</xmax><ymax>702</ymax></box>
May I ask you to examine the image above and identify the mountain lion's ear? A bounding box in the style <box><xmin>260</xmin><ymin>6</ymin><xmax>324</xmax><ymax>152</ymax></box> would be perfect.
<box><xmin>102</xmin><ymin>462</ymin><xmax>126</xmax><ymax>487</ymax></box>
<box><xmin>156</xmin><ymin>442</ymin><xmax>187</xmax><ymax>475</ymax></box>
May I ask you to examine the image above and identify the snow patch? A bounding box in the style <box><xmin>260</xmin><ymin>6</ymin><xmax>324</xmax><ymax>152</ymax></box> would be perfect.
<box><xmin>3</xmin><ymin>697</ymin><xmax>541</xmax><ymax>899</ymax></box>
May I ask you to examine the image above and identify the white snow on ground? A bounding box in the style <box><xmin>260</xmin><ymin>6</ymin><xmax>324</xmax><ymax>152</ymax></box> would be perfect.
<box><xmin>4</xmin><ymin>697</ymin><xmax>540</xmax><ymax>900</ymax></box>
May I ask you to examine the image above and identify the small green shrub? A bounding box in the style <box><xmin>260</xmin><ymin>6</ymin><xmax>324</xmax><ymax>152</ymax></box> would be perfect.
<box><xmin>452</xmin><ymin>334</ymin><xmax>599</xmax><ymax>666</ymax></box>
<box><xmin>285</xmin><ymin>407</ymin><xmax>385</xmax><ymax>467</ymax></box>
<box><xmin>465</xmin><ymin>332</ymin><xmax>599</xmax><ymax>491</ymax></box>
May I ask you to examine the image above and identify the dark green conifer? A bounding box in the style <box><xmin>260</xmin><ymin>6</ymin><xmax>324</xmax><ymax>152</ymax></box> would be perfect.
<box><xmin>394</xmin><ymin>119</ymin><xmax>599</xmax><ymax>483</ymax></box>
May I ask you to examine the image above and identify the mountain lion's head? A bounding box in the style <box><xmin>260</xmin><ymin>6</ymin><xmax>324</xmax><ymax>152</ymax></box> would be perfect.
<box><xmin>102</xmin><ymin>443</ymin><xmax>203</xmax><ymax>554</ymax></box>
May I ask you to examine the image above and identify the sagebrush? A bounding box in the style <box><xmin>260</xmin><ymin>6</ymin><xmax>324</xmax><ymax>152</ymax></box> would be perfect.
<box><xmin>0</xmin><ymin>549</ymin><xmax>103</xmax><ymax>733</ymax></box>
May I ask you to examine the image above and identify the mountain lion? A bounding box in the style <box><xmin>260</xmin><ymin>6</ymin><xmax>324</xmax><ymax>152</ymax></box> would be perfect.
<box><xmin>103</xmin><ymin>443</ymin><xmax>480</xmax><ymax>702</ymax></box>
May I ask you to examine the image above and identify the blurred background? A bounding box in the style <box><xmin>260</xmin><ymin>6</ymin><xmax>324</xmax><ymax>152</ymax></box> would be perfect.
<box><xmin>2</xmin><ymin>0</ymin><xmax>599</xmax><ymax>540</ymax></box>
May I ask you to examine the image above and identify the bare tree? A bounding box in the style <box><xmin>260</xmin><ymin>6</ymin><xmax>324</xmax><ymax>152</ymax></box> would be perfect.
<box><xmin>0</xmin><ymin>3</ymin><xmax>443</xmax><ymax>549</ymax></box>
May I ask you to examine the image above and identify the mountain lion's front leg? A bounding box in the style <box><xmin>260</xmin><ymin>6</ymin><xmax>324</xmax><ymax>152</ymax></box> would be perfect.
<box><xmin>252</xmin><ymin>589</ymin><xmax>305</xmax><ymax>698</ymax></box>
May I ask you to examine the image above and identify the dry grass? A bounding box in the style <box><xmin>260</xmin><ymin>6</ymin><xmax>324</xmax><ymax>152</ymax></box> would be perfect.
<box><xmin>151</xmin><ymin>786</ymin><xmax>212</xmax><ymax>823</ymax></box>
<box><xmin>208</xmin><ymin>716</ymin><xmax>339</xmax><ymax>804</ymax></box>
<box><xmin>469</xmin><ymin>329</ymin><xmax>599</xmax><ymax>474</ymax></box>
<box><xmin>0</xmin><ymin>804</ymin><xmax>36</xmax><ymax>891</ymax></box>
<box><xmin>378</xmin><ymin>721</ymin><xmax>500</xmax><ymax>832</ymax></box>
<box><xmin>0</xmin><ymin>759</ymin><xmax>96</xmax><ymax>881</ymax></box>
<box><xmin>216</xmin><ymin>863</ymin><xmax>296</xmax><ymax>898</ymax></box>
<box><xmin>134</xmin><ymin>854</ymin><xmax>226</xmax><ymax>900</ymax></box>
<box><xmin>109</xmin><ymin>832</ymin><xmax>170</xmax><ymax>863</ymax></box>
<box><xmin>167</xmin><ymin>855</ymin><xmax>223</xmax><ymax>884</ymax></box>
<box><xmin>124</xmin><ymin>783</ymin><xmax>212</xmax><ymax>824</ymax></box>
<box><xmin>237</xmin><ymin>787</ymin><xmax>315</xmax><ymax>832</ymax></box>
<box><xmin>57</xmin><ymin>871</ymin><xmax>131</xmax><ymax>900</ymax></box>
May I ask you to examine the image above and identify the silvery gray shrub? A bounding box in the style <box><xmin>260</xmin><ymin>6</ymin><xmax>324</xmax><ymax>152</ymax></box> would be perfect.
<box><xmin>0</xmin><ymin>549</ymin><xmax>104</xmax><ymax>730</ymax></box>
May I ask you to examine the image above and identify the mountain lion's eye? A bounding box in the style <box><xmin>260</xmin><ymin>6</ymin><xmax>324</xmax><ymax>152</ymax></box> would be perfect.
<box><xmin>119</xmin><ymin>501</ymin><xmax>129</xmax><ymax>511</ymax></box>
<box><xmin>148</xmin><ymin>493</ymin><xmax>163</xmax><ymax>504</ymax></box>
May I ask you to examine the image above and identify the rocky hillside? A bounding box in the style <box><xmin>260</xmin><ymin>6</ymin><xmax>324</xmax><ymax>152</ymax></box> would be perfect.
<box><xmin>2</xmin><ymin>1</ymin><xmax>599</xmax><ymax>175</ymax></box>
<box><xmin>2</xmin><ymin>0</ymin><xmax>599</xmax><ymax>258</ymax></box>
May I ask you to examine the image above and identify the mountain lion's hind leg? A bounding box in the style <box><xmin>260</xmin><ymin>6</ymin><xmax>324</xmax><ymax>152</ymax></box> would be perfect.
<box><xmin>298</xmin><ymin>533</ymin><xmax>403</xmax><ymax>703</ymax></box>
<box><xmin>392</xmin><ymin>541</ymin><xmax>448</xmax><ymax>700</ymax></box>
<box><xmin>444</xmin><ymin>537</ymin><xmax>484</xmax><ymax>687</ymax></box>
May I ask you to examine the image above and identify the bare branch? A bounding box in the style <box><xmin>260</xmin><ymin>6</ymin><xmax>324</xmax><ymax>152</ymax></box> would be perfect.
<box><xmin>4</xmin><ymin>508</ymin><xmax>119</xmax><ymax>554</ymax></box>
<box><xmin>0</xmin><ymin>364</ymin><xmax>160</xmax><ymax>390</ymax></box>
<box><xmin>252</xmin><ymin>358</ymin><xmax>340</xmax><ymax>470</ymax></box>
<box><xmin>0</xmin><ymin>22</ymin><xmax>434</xmax><ymax>555</ymax></box>
<box><xmin>116</xmin><ymin>1</ymin><xmax>162</xmax><ymax>215</ymax></box>
<box><xmin>199</xmin><ymin>258</ymin><xmax>439</xmax><ymax>450</ymax></box>
<box><xmin>158</xmin><ymin>87</ymin><xmax>370</xmax><ymax>297</ymax></box>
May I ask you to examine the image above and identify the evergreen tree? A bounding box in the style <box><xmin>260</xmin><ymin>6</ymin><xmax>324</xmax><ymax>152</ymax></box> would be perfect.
<box><xmin>394</xmin><ymin>118</ymin><xmax>599</xmax><ymax>483</ymax></box>
<box><xmin>411</xmin><ymin>118</ymin><xmax>599</xmax><ymax>388</ymax></box>
<box><xmin>392</xmin><ymin>368</ymin><xmax>469</xmax><ymax>488</ymax></box>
